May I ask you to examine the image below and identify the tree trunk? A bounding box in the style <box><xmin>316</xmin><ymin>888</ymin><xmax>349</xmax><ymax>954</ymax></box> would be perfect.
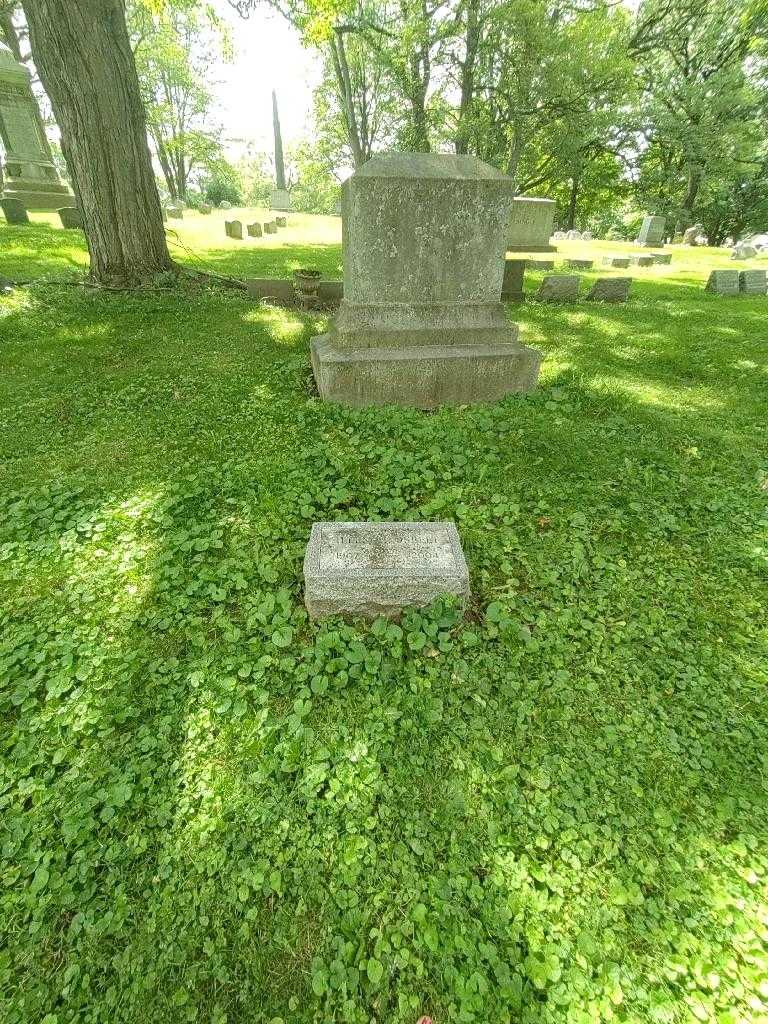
<box><xmin>566</xmin><ymin>174</ymin><xmax>580</xmax><ymax>231</ymax></box>
<box><xmin>23</xmin><ymin>0</ymin><xmax>174</xmax><ymax>286</ymax></box>
<box><xmin>330</xmin><ymin>31</ymin><xmax>365</xmax><ymax>168</ymax></box>
<box><xmin>454</xmin><ymin>0</ymin><xmax>478</xmax><ymax>155</ymax></box>
<box><xmin>0</xmin><ymin>5</ymin><xmax>24</xmax><ymax>61</ymax></box>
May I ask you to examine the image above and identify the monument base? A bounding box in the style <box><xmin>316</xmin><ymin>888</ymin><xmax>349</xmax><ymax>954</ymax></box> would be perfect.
<box><xmin>2</xmin><ymin>183</ymin><xmax>75</xmax><ymax>210</ymax></box>
<box><xmin>270</xmin><ymin>188</ymin><xmax>291</xmax><ymax>211</ymax></box>
<box><xmin>310</xmin><ymin>335</ymin><xmax>542</xmax><ymax>410</ymax></box>
<box><xmin>506</xmin><ymin>244</ymin><xmax>556</xmax><ymax>253</ymax></box>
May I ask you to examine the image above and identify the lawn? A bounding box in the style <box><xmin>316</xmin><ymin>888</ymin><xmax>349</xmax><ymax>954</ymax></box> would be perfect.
<box><xmin>1</xmin><ymin>216</ymin><xmax>766</xmax><ymax>1024</ymax></box>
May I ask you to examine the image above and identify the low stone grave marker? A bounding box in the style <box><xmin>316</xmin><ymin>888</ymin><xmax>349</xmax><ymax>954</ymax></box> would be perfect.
<box><xmin>582</xmin><ymin>231</ymin><xmax>593</xmax><ymax>240</ymax></box>
<box><xmin>526</xmin><ymin>259</ymin><xmax>555</xmax><ymax>270</ymax></box>
<box><xmin>199</xmin><ymin>204</ymin><xmax>212</xmax><ymax>214</ymax></box>
<box><xmin>1</xmin><ymin>198</ymin><xmax>29</xmax><ymax>224</ymax></box>
<box><xmin>566</xmin><ymin>229</ymin><xmax>581</xmax><ymax>240</ymax></box>
<box><xmin>630</xmin><ymin>254</ymin><xmax>654</xmax><ymax>267</ymax></box>
<box><xmin>552</xmin><ymin>231</ymin><xmax>566</xmax><ymax>240</ymax></box>
<box><xmin>501</xmin><ymin>258</ymin><xmax>526</xmax><ymax>301</ymax></box>
<box><xmin>247</xmin><ymin>222</ymin><xmax>262</xmax><ymax>237</ymax></box>
<box><xmin>650</xmin><ymin>252</ymin><xmax>672</xmax><ymax>265</ymax></box>
<box><xmin>535</xmin><ymin>274</ymin><xmax>580</xmax><ymax>302</ymax></box>
<box><xmin>586</xmin><ymin>277</ymin><xmax>632</xmax><ymax>303</ymax></box>
<box><xmin>705</xmin><ymin>270</ymin><xmax>739</xmax><ymax>295</ymax></box>
<box><xmin>58</xmin><ymin>207</ymin><xmax>82</xmax><ymax>229</ymax></box>
<box><xmin>303</xmin><ymin>521</ymin><xmax>470</xmax><ymax>620</ymax></box>
<box><xmin>739</xmin><ymin>269</ymin><xmax>767</xmax><ymax>295</ymax></box>
<box><xmin>602</xmin><ymin>256</ymin><xmax>630</xmax><ymax>268</ymax></box>
<box><xmin>246</xmin><ymin>278</ymin><xmax>344</xmax><ymax>307</ymax></box>
<box><xmin>263</xmin><ymin>221</ymin><xmax>277</xmax><ymax>234</ymax></box>
<box><xmin>275</xmin><ymin>216</ymin><xmax>287</xmax><ymax>227</ymax></box>
<box><xmin>166</xmin><ymin>204</ymin><xmax>183</xmax><ymax>219</ymax></box>
<box><xmin>225</xmin><ymin>220</ymin><xmax>243</xmax><ymax>239</ymax></box>
<box><xmin>566</xmin><ymin>258</ymin><xmax>593</xmax><ymax>269</ymax></box>
<box><xmin>732</xmin><ymin>243</ymin><xmax>757</xmax><ymax>260</ymax></box>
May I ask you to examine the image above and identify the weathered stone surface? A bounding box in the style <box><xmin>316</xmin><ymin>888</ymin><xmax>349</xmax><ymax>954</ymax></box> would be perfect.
<box><xmin>582</xmin><ymin>231</ymin><xmax>593</xmax><ymax>240</ymax></box>
<box><xmin>166</xmin><ymin>204</ymin><xmax>183</xmax><ymax>219</ymax></box>
<box><xmin>271</xmin><ymin>187</ymin><xmax>291</xmax><ymax>211</ymax></box>
<box><xmin>246</xmin><ymin>278</ymin><xmax>295</xmax><ymax>303</ymax></box>
<box><xmin>535</xmin><ymin>274</ymin><xmax>580</xmax><ymax>302</ymax></box>
<box><xmin>552</xmin><ymin>231</ymin><xmax>566</xmax><ymax>240</ymax></box>
<box><xmin>1</xmin><ymin>196</ymin><xmax>29</xmax><ymax>223</ymax></box>
<box><xmin>650</xmin><ymin>252</ymin><xmax>672</xmax><ymax>265</ymax></box>
<box><xmin>683</xmin><ymin>223</ymin><xmax>702</xmax><ymax>245</ymax></box>
<box><xmin>507</xmin><ymin>195</ymin><xmax>556</xmax><ymax>251</ymax></box>
<box><xmin>586</xmin><ymin>277</ymin><xmax>632</xmax><ymax>303</ymax></box>
<box><xmin>630</xmin><ymin>254</ymin><xmax>654</xmax><ymax>267</ymax></box>
<box><xmin>602</xmin><ymin>255</ymin><xmax>630</xmax><ymax>268</ymax></box>
<box><xmin>565</xmin><ymin>258</ymin><xmax>593</xmax><ymax>269</ymax></box>
<box><xmin>199</xmin><ymin>203</ymin><xmax>212</xmax><ymax>214</ymax></box>
<box><xmin>263</xmin><ymin>221</ymin><xmax>277</xmax><ymax>234</ymax></box>
<box><xmin>275</xmin><ymin>216</ymin><xmax>287</xmax><ymax>227</ymax></box>
<box><xmin>637</xmin><ymin>214</ymin><xmax>665</xmax><ymax>246</ymax></box>
<box><xmin>526</xmin><ymin>259</ymin><xmax>555</xmax><ymax>270</ymax></box>
<box><xmin>312</xmin><ymin>152</ymin><xmax>541</xmax><ymax>408</ymax></box>
<box><xmin>219</xmin><ymin>200</ymin><xmax>232</xmax><ymax>209</ymax></box>
<box><xmin>225</xmin><ymin>219</ymin><xmax>243</xmax><ymax>239</ymax></box>
<box><xmin>247</xmin><ymin>222</ymin><xmax>263</xmax><ymax>237</ymax></box>
<box><xmin>0</xmin><ymin>43</ymin><xmax>74</xmax><ymax>210</ymax></box>
<box><xmin>705</xmin><ymin>270</ymin><xmax>739</xmax><ymax>295</ymax></box>
<box><xmin>501</xmin><ymin>258</ymin><xmax>526</xmax><ymax>301</ymax></box>
<box><xmin>731</xmin><ymin>243</ymin><xmax>757</xmax><ymax>260</ymax></box>
<box><xmin>739</xmin><ymin>269</ymin><xmax>767</xmax><ymax>295</ymax></box>
<box><xmin>304</xmin><ymin>521</ymin><xmax>470</xmax><ymax>620</ymax></box>
<box><xmin>319</xmin><ymin>280</ymin><xmax>344</xmax><ymax>304</ymax></box>
<box><xmin>566</xmin><ymin>229</ymin><xmax>581</xmax><ymax>241</ymax></box>
<box><xmin>57</xmin><ymin>206</ymin><xmax>82</xmax><ymax>229</ymax></box>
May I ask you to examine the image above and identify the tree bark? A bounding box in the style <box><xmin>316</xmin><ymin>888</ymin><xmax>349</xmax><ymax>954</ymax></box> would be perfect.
<box><xmin>23</xmin><ymin>0</ymin><xmax>174</xmax><ymax>286</ymax></box>
<box><xmin>566</xmin><ymin>173</ymin><xmax>580</xmax><ymax>231</ymax></box>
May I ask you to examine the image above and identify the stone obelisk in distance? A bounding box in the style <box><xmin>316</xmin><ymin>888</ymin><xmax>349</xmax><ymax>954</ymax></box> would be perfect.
<box><xmin>270</xmin><ymin>89</ymin><xmax>291</xmax><ymax>212</ymax></box>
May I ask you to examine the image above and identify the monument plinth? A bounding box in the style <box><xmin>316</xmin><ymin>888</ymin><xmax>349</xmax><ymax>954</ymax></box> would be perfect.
<box><xmin>506</xmin><ymin>196</ymin><xmax>556</xmax><ymax>252</ymax></box>
<box><xmin>304</xmin><ymin>521</ymin><xmax>470</xmax><ymax>620</ymax></box>
<box><xmin>310</xmin><ymin>152</ymin><xmax>542</xmax><ymax>409</ymax></box>
<box><xmin>0</xmin><ymin>43</ymin><xmax>74</xmax><ymax>210</ymax></box>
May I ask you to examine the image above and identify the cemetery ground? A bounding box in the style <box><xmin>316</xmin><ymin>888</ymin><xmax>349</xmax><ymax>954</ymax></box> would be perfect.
<box><xmin>1</xmin><ymin>214</ymin><xmax>766</xmax><ymax>1024</ymax></box>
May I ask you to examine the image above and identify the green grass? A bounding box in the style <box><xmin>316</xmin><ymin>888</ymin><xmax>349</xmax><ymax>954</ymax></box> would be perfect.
<box><xmin>1</xmin><ymin>217</ymin><xmax>766</xmax><ymax>1024</ymax></box>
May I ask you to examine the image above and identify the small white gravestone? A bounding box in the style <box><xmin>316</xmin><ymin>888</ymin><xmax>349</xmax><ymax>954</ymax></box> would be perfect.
<box><xmin>303</xmin><ymin>521</ymin><xmax>470</xmax><ymax>620</ymax></box>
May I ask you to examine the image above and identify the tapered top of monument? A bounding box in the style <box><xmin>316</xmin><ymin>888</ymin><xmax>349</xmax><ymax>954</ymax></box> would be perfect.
<box><xmin>0</xmin><ymin>41</ymin><xmax>28</xmax><ymax>80</ymax></box>
<box><xmin>356</xmin><ymin>152</ymin><xmax>511</xmax><ymax>182</ymax></box>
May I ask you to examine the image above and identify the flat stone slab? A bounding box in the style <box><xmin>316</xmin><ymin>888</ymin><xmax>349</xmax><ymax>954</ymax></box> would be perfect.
<box><xmin>630</xmin><ymin>254</ymin><xmax>654</xmax><ymax>267</ymax></box>
<box><xmin>650</xmin><ymin>252</ymin><xmax>672</xmax><ymax>265</ymax></box>
<box><xmin>739</xmin><ymin>269</ymin><xmax>767</xmax><ymax>295</ymax></box>
<box><xmin>586</xmin><ymin>277</ymin><xmax>632</xmax><ymax>303</ymax></box>
<box><xmin>565</xmin><ymin>258</ymin><xmax>593</xmax><ymax>269</ymax></box>
<box><xmin>706</xmin><ymin>270</ymin><xmax>739</xmax><ymax>295</ymax></box>
<box><xmin>535</xmin><ymin>274</ymin><xmax>580</xmax><ymax>302</ymax></box>
<box><xmin>58</xmin><ymin>206</ymin><xmax>83</xmax><ymax>229</ymax></box>
<box><xmin>501</xmin><ymin>258</ymin><xmax>526</xmax><ymax>301</ymax></box>
<box><xmin>602</xmin><ymin>256</ymin><xmax>630</xmax><ymax>268</ymax></box>
<box><xmin>1</xmin><ymin>198</ymin><xmax>29</xmax><ymax>225</ymax></box>
<box><xmin>304</xmin><ymin>521</ymin><xmax>470</xmax><ymax>620</ymax></box>
<box><xmin>526</xmin><ymin>259</ymin><xmax>555</xmax><ymax>270</ymax></box>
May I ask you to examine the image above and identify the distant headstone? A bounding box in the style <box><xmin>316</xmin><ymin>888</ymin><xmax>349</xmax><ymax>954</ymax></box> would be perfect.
<box><xmin>219</xmin><ymin>200</ymin><xmax>232</xmax><ymax>209</ymax></box>
<box><xmin>166</xmin><ymin>204</ymin><xmax>183</xmax><ymax>219</ymax></box>
<box><xmin>334</xmin><ymin>199</ymin><xmax>342</xmax><ymax>216</ymax></box>
<box><xmin>630</xmin><ymin>254</ymin><xmax>654</xmax><ymax>267</ymax></box>
<box><xmin>637</xmin><ymin>215</ymin><xmax>665</xmax><ymax>246</ymax></box>
<box><xmin>535</xmin><ymin>274</ymin><xmax>580</xmax><ymax>302</ymax></box>
<box><xmin>57</xmin><ymin>206</ymin><xmax>82</xmax><ymax>229</ymax></box>
<box><xmin>263</xmin><ymin>221</ymin><xmax>277</xmax><ymax>234</ymax></box>
<box><xmin>275</xmin><ymin>216</ymin><xmax>287</xmax><ymax>227</ymax></box>
<box><xmin>705</xmin><ymin>270</ymin><xmax>739</xmax><ymax>295</ymax></box>
<box><xmin>602</xmin><ymin>256</ymin><xmax>630</xmax><ymax>268</ymax></box>
<box><xmin>246</xmin><ymin>278</ymin><xmax>294</xmax><ymax>303</ymax></box>
<box><xmin>303</xmin><ymin>521</ymin><xmax>470</xmax><ymax>620</ymax></box>
<box><xmin>738</xmin><ymin>269</ymin><xmax>767</xmax><ymax>295</ymax></box>
<box><xmin>586</xmin><ymin>277</ymin><xmax>632</xmax><ymax>303</ymax></box>
<box><xmin>650</xmin><ymin>252</ymin><xmax>672</xmax><ymax>265</ymax></box>
<box><xmin>526</xmin><ymin>259</ymin><xmax>555</xmax><ymax>270</ymax></box>
<box><xmin>683</xmin><ymin>223</ymin><xmax>702</xmax><ymax>246</ymax></box>
<box><xmin>506</xmin><ymin>196</ymin><xmax>556</xmax><ymax>252</ymax></box>
<box><xmin>565</xmin><ymin>229</ymin><xmax>581</xmax><ymax>240</ymax></box>
<box><xmin>552</xmin><ymin>230</ymin><xmax>566</xmax><ymax>240</ymax></box>
<box><xmin>1</xmin><ymin>196</ymin><xmax>29</xmax><ymax>224</ymax></box>
<box><xmin>731</xmin><ymin>243</ymin><xmax>757</xmax><ymax>260</ymax></box>
<box><xmin>501</xmin><ymin>258</ymin><xmax>526</xmax><ymax>301</ymax></box>
<box><xmin>199</xmin><ymin>203</ymin><xmax>212</xmax><ymax>214</ymax></box>
<box><xmin>582</xmin><ymin>231</ymin><xmax>593</xmax><ymax>241</ymax></box>
<box><xmin>225</xmin><ymin>220</ymin><xmax>243</xmax><ymax>239</ymax></box>
<box><xmin>247</xmin><ymin>222</ymin><xmax>262</xmax><ymax>237</ymax></box>
<box><xmin>565</xmin><ymin>258</ymin><xmax>593</xmax><ymax>269</ymax></box>
<box><xmin>311</xmin><ymin>153</ymin><xmax>542</xmax><ymax>409</ymax></box>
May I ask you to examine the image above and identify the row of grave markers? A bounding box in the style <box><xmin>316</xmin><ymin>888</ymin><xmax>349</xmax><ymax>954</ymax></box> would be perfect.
<box><xmin>224</xmin><ymin>216</ymin><xmax>287</xmax><ymax>240</ymax></box>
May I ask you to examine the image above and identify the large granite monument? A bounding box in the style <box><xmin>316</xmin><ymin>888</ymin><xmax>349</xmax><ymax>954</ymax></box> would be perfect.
<box><xmin>506</xmin><ymin>196</ymin><xmax>556</xmax><ymax>252</ymax></box>
<box><xmin>310</xmin><ymin>152</ymin><xmax>542</xmax><ymax>409</ymax></box>
<box><xmin>304</xmin><ymin>521</ymin><xmax>470</xmax><ymax>620</ymax></box>
<box><xmin>0</xmin><ymin>42</ymin><xmax>74</xmax><ymax>210</ymax></box>
<box><xmin>270</xmin><ymin>89</ymin><xmax>291</xmax><ymax>212</ymax></box>
<box><xmin>636</xmin><ymin>215</ymin><xmax>666</xmax><ymax>247</ymax></box>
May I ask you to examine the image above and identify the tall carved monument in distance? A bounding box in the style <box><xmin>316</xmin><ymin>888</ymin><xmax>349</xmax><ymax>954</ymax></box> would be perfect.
<box><xmin>270</xmin><ymin>89</ymin><xmax>290</xmax><ymax>212</ymax></box>
<box><xmin>0</xmin><ymin>43</ymin><xmax>73</xmax><ymax>210</ymax></box>
<box><xmin>310</xmin><ymin>152</ymin><xmax>542</xmax><ymax>409</ymax></box>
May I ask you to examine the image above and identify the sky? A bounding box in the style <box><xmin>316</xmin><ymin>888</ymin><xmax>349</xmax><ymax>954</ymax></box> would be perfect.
<box><xmin>207</xmin><ymin>1</ymin><xmax>323</xmax><ymax>160</ymax></box>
